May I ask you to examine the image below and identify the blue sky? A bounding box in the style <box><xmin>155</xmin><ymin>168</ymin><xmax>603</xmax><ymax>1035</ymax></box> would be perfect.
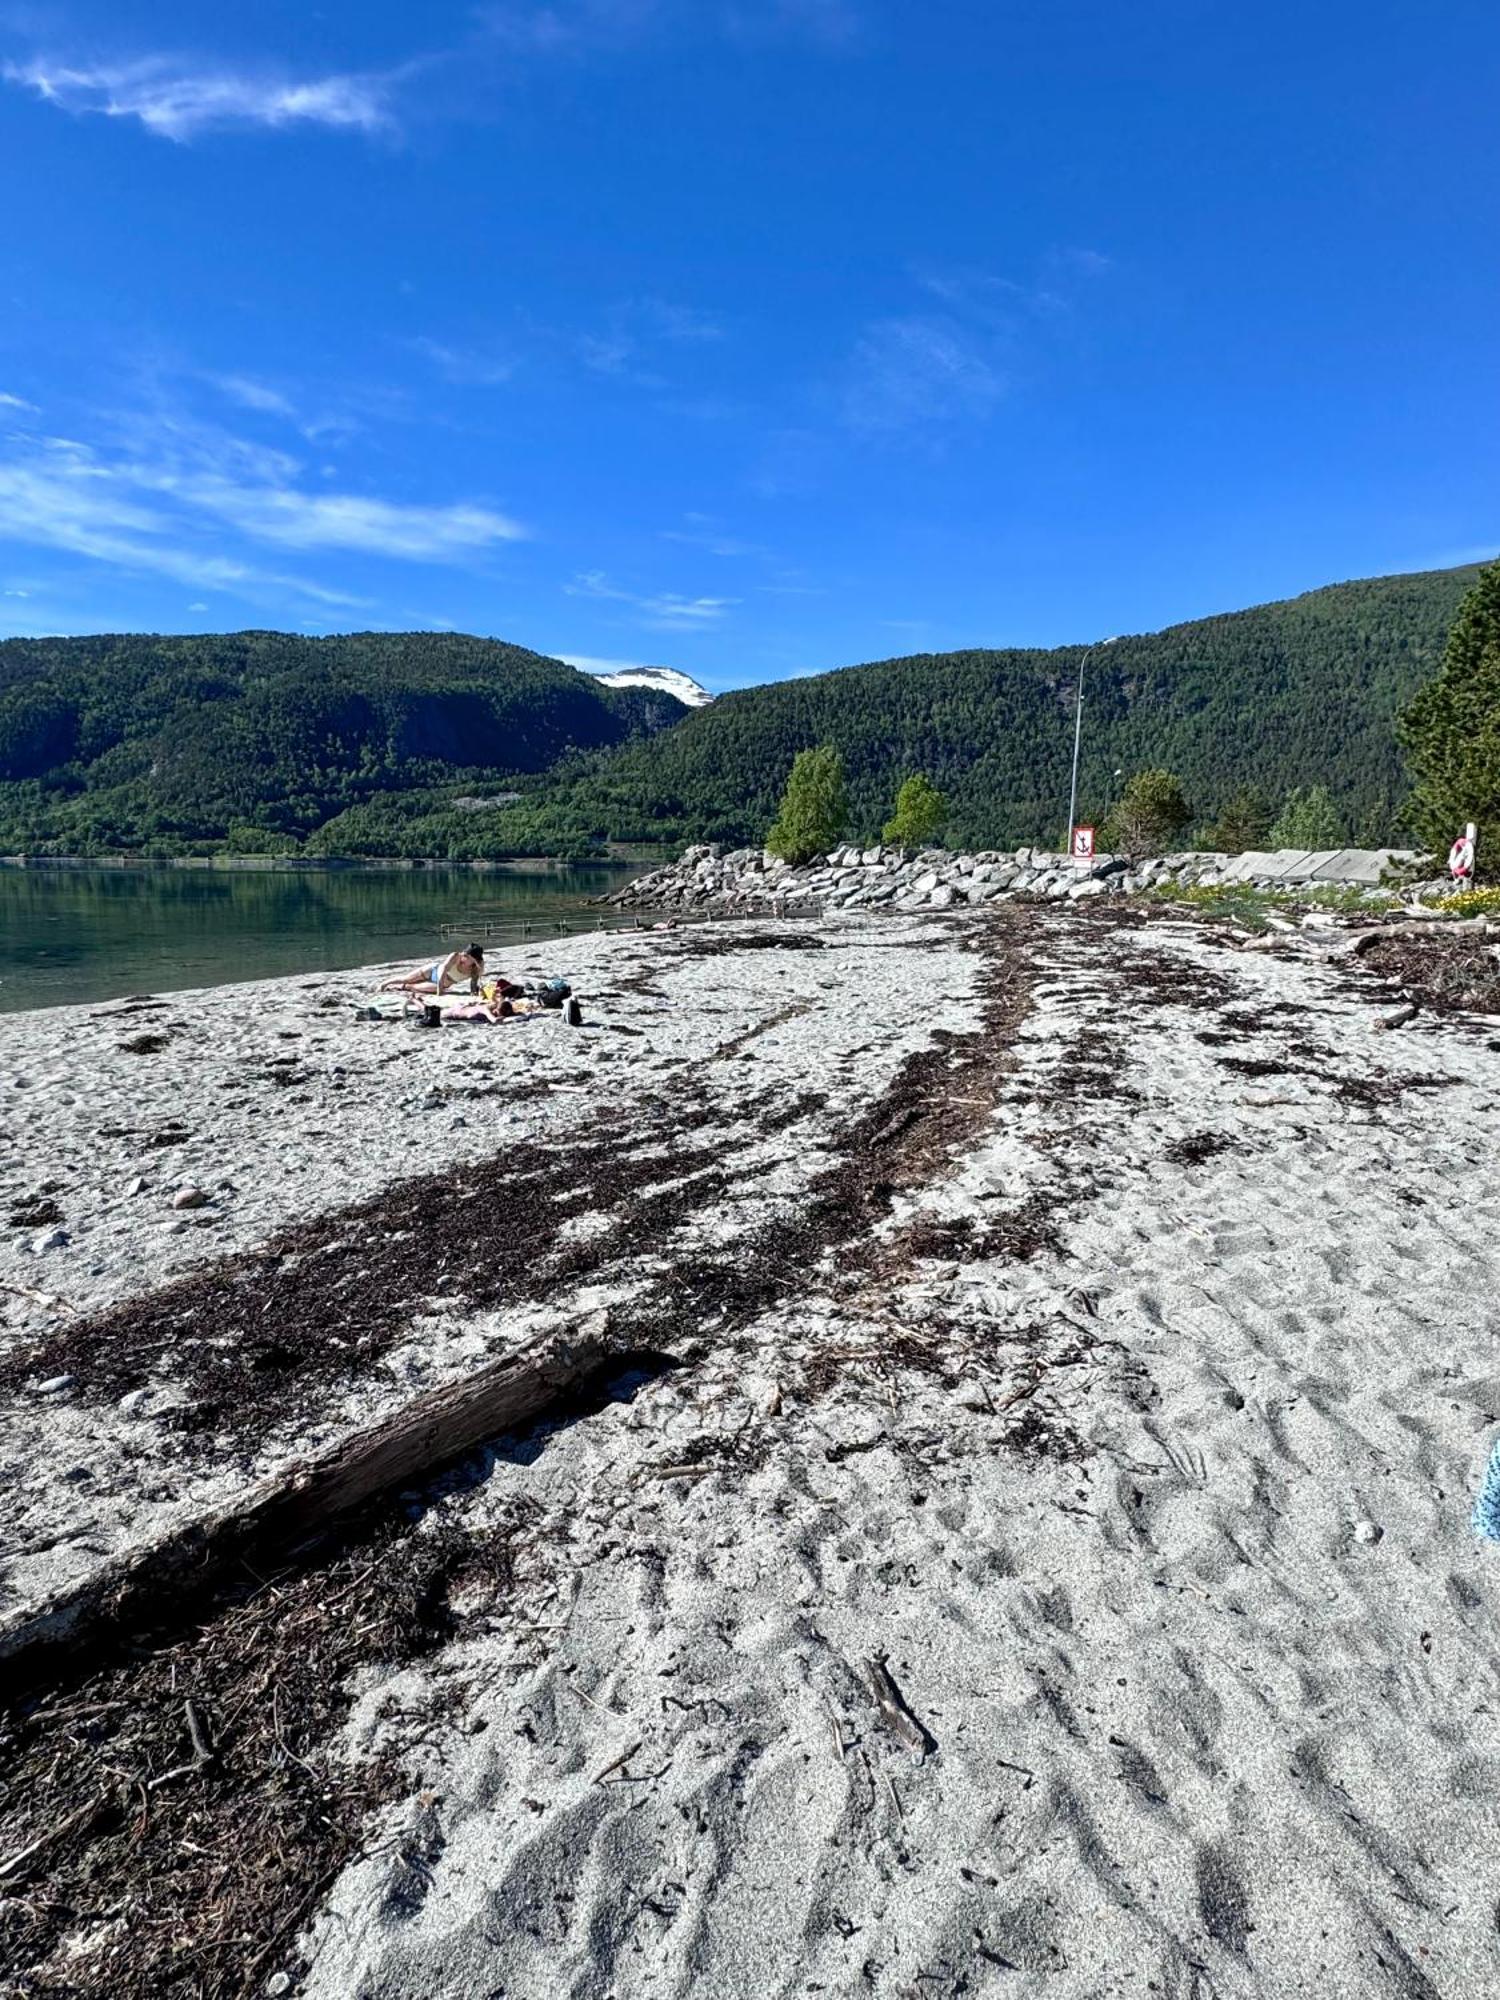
<box><xmin>0</xmin><ymin>0</ymin><xmax>1495</xmax><ymax>690</ymax></box>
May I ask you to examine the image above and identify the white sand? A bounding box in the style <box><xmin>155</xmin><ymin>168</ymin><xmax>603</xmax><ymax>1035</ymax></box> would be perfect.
<box><xmin>5</xmin><ymin>908</ymin><xmax>1500</xmax><ymax>1995</ymax></box>
<box><xmin>295</xmin><ymin>912</ymin><xmax>1500</xmax><ymax>1999</ymax></box>
<box><xmin>0</xmin><ymin>915</ymin><xmax>979</xmax><ymax>1642</ymax></box>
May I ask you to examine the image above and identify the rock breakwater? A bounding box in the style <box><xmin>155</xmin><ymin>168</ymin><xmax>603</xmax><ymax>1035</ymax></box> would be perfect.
<box><xmin>607</xmin><ymin>840</ymin><xmax>1415</xmax><ymax>915</ymax></box>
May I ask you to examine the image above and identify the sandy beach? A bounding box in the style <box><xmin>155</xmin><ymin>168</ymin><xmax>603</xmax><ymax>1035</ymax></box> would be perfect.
<box><xmin>2</xmin><ymin>902</ymin><xmax>1498</xmax><ymax>1998</ymax></box>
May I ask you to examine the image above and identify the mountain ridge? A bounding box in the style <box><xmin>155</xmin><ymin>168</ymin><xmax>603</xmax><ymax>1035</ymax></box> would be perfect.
<box><xmin>0</xmin><ymin>562</ymin><xmax>1483</xmax><ymax>858</ymax></box>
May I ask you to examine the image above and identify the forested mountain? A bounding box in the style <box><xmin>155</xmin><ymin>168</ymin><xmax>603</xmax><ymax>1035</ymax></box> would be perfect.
<box><xmin>0</xmin><ymin>563</ymin><xmax>1483</xmax><ymax>859</ymax></box>
<box><xmin>0</xmin><ymin>630</ymin><xmax>687</xmax><ymax>856</ymax></box>
<box><xmin>518</xmin><ymin>564</ymin><xmax>1485</xmax><ymax>853</ymax></box>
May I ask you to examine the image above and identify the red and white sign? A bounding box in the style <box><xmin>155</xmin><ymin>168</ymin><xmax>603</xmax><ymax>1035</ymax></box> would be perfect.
<box><xmin>1449</xmin><ymin>824</ymin><xmax>1476</xmax><ymax>884</ymax></box>
<box><xmin>1071</xmin><ymin>824</ymin><xmax>1096</xmax><ymax>861</ymax></box>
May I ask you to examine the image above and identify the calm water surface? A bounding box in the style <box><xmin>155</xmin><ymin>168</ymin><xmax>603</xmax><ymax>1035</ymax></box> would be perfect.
<box><xmin>0</xmin><ymin>861</ymin><xmax>649</xmax><ymax>1013</ymax></box>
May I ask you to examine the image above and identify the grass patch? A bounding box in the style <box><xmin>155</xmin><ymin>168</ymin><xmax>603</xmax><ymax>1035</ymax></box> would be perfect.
<box><xmin>1434</xmin><ymin>887</ymin><xmax>1500</xmax><ymax>917</ymax></box>
<box><xmin>1137</xmin><ymin>880</ymin><xmax>1399</xmax><ymax>930</ymax></box>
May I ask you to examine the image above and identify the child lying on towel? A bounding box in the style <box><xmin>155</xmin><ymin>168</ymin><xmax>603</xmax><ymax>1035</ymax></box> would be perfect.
<box><xmin>443</xmin><ymin>993</ymin><xmax>544</xmax><ymax>1023</ymax></box>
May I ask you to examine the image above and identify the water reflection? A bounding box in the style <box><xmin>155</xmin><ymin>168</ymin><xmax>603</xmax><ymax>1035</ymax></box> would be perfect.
<box><xmin>0</xmin><ymin>861</ymin><xmax>648</xmax><ymax>1012</ymax></box>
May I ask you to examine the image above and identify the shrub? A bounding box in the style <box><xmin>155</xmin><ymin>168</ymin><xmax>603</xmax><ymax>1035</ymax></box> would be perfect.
<box><xmin>1105</xmin><ymin>769</ymin><xmax>1191</xmax><ymax>858</ymax></box>
<box><xmin>1267</xmin><ymin>784</ymin><xmax>1346</xmax><ymax>849</ymax></box>
<box><xmin>882</xmin><ymin>773</ymin><xmax>947</xmax><ymax>848</ymax></box>
<box><xmin>766</xmin><ymin>744</ymin><xmax>848</xmax><ymax>865</ymax></box>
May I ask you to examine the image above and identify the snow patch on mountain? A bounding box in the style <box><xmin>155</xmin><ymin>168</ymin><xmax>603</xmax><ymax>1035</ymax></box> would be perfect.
<box><xmin>569</xmin><ymin>661</ymin><xmax>713</xmax><ymax>708</ymax></box>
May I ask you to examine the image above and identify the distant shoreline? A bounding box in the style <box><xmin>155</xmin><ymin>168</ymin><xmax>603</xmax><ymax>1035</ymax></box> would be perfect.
<box><xmin>0</xmin><ymin>851</ymin><xmax>663</xmax><ymax>875</ymax></box>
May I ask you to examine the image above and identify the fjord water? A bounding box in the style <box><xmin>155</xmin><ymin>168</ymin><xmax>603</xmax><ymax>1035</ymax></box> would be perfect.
<box><xmin>0</xmin><ymin>861</ymin><xmax>648</xmax><ymax>1013</ymax></box>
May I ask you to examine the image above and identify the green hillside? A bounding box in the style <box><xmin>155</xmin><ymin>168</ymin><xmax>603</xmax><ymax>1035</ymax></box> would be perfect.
<box><xmin>524</xmin><ymin>564</ymin><xmax>1484</xmax><ymax>852</ymax></box>
<box><xmin>0</xmin><ymin>563</ymin><xmax>1483</xmax><ymax>859</ymax></box>
<box><xmin>0</xmin><ymin>630</ymin><xmax>686</xmax><ymax>857</ymax></box>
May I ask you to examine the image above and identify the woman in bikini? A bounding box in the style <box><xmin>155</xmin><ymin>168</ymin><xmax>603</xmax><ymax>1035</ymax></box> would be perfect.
<box><xmin>381</xmin><ymin>943</ymin><xmax>485</xmax><ymax>995</ymax></box>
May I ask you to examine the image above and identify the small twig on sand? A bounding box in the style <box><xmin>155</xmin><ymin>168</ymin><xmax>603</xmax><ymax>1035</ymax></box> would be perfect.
<box><xmin>0</xmin><ymin>1797</ymin><xmax>104</xmax><ymax>1881</ymax></box>
<box><xmin>826</xmin><ymin>1696</ymin><xmax>847</xmax><ymax>1761</ymax></box>
<box><xmin>594</xmin><ymin>1740</ymin><xmax>644</xmax><ymax>1785</ymax></box>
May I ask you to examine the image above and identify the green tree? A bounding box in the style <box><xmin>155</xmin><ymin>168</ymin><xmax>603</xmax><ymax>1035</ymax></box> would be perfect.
<box><xmin>1268</xmin><ymin>783</ymin><xmax>1346</xmax><ymax>849</ymax></box>
<box><xmin>766</xmin><ymin>743</ymin><xmax>848</xmax><ymax>864</ymax></box>
<box><xmin>1201</xmin><ymin>785</ymin><xmax>1272</xmax><ymax>854</ymax></box>
<box><xmin>1105</xmin><ymin>768</ymin><xmax>1191</xmax><ymax>858</ymax></box>
<box><xmin>1400</xmin><ymin>559</ymin><xmax>1500</xmax><ymax>875</ymax></box>
<box><xmin>882</xmin><ymin>772</ymin><xmax>947</xmax><ymax>848</ymax></box>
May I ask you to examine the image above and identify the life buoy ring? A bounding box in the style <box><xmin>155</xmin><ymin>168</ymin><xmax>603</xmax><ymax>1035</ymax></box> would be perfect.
<box><xmin>1448</xmin><ymin>835</ymin><xmax>1475</xmax><ymax>879</ymax></box>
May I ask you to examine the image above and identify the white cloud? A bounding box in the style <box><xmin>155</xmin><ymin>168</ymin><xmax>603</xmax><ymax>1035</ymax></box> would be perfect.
<box><xmin>3</xmin><ymin>54</ymin><xmax>397</xmax><ymax>141</ymax></box>
<box><xmin>0</xmin><ymin>391</ymin><xmax>39</xmax><ymax>413</ymax></box>
<box><xmin>842</xmin><ymin>316</ymin><xmax>1006</xmax><ymax>435</ymax></box>
<box><xmin>0</xmin><ymin>453</ymin><xmax>365</xmax><ymax>605</ymax></box>
<box><xmin>565</xmin><ymin>569</ymin><xmax>736</xmax><ymax>629</ymax></box>
<box><xmin>184</xmin><ymin>482</ymin><xmax>524</xmax><ymax>558</ymax></box>
<box><xmin>0</xmin><ymin>408</ymin><xmax>527</xmax><ymax>613</ymax></box>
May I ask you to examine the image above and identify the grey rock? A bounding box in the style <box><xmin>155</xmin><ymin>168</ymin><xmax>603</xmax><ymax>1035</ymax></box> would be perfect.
<box><xmin>119</xmin><ymin>1387</ymin><xmax>154</xmax><ymax>1415</ymax></box>
<box><xmin>929</xmin><ymin>885</ymin><xmax>957</xmax><ymax>908</ymax></box>
<box><xmin>172</xmin><ymin>1187</ymin><xmax>209</xmax><ymax>1211</ymax></box>
<box><xmin>35</xmin><ymin>1374</ymin><xmax>75</xmax><ymax>1396</ymax></box>
<box><xmin>33</xmin><ymin>1227</ymin><xmax>69</xmax><ymax>1253</ymax></box>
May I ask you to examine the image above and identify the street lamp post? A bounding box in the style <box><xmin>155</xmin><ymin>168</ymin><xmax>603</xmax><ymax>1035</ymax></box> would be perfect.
<box><xmin>1064</xmin><ymin>636</ymin><xmax>1119</xmax><ymax>855</ymax></box>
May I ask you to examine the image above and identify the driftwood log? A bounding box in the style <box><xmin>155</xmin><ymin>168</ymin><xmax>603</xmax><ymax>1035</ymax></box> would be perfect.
<box><xmin>0</xmin><ymin>1320</ymin><xmax>611</xmax><ymax>1694</ymax></box>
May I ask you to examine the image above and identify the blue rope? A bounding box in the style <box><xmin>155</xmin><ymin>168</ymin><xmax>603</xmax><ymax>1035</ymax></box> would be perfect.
<box><xmin>1472</xmin><ymin>1436</ymin><xmax>1500</xmax><ymax>1544</ymax></box>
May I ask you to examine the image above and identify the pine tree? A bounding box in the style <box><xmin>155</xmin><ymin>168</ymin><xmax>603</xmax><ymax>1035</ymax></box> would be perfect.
<box><xmin>882</xmin><ymin>772</ymin><xmax>947</xmax><ymax>848</ymax></box>
<box><xmin>1400</xmin><ymin>559</ymin><xmax>1500</xmax><ymax>876</ymax></box>
<box><xmin>1267</xmin><ymin>784</ymin><xmax>1346</xmax><ymax>849</ymax></box>
<box><xmin>1202</xmin><ymin>785</ymin><xmax>1272</xmax><ymax>854</ymax></box>
<box><xmin>1104</xmin><ymin>769</ymin><xmax>1191</xmax><ymax>858</ymax></box>
<box><xmin>766</xmin><ymin>743</ymin><xmax>848</xmax><ymax>864</ymax></box>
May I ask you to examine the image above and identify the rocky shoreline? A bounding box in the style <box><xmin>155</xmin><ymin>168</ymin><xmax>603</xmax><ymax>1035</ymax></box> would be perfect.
<box><xmin>605</xmin><ymin>839</ymin><xmax>1419</xmax><ymax>914</ymax></box>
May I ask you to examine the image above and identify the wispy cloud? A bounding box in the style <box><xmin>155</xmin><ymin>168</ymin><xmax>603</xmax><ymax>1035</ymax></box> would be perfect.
<box><xmin>410</xmin><ymin>337</ymin><xmax>518</xmax><ymax>388</ymax></box>
<box><xmin>0</xmin><ymin>407</ymin><xmax>526</xmax><ymax>614</ymax></box>
<box><xmin>842</xmin><ymin>316</ymin><xmax>1006</xmax><ymax>435</ymax></box>
<box><xmin>208</xmin><ymin>373</ymin><xmax>298</xmax><ymax>418</ymax></box>
<box><xmin>570</xmin><ymin>298</ymin><xmax>725</xmax><ymax>385</ymax></box>
<box><xmin>660</xmin><ymin>512</ymin><xmax>767</xmax><ymax>558</ymax></box>
<box><xmin>478</xmin><ymin>0</ymin><xmax>858</xmax><ymax>54</ymax></box>
<box><xmin>565</xmin><ymin>569</ymin><xmax>737</xmax><ymax>629</ymax></box>
<box><xmin>0</xmin><ymin>391</ymin><xmax>40</xmax><ymax>413</ymax></box>
<box><xmin>2</xmin><ymin>54</ymin><xmax>400</xmax><ymax>141</ymax></box>
<box><xmin>840</xmin><ymin>248</ymin><xmax>1114</xmax><ymax>439</ymax></box>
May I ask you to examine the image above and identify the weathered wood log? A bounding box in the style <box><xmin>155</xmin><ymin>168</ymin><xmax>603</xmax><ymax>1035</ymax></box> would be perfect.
<box><xmin>0</xmin><ymin>1320</ymin><xmax>611</xmax><ymax>1690</ymax></box>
